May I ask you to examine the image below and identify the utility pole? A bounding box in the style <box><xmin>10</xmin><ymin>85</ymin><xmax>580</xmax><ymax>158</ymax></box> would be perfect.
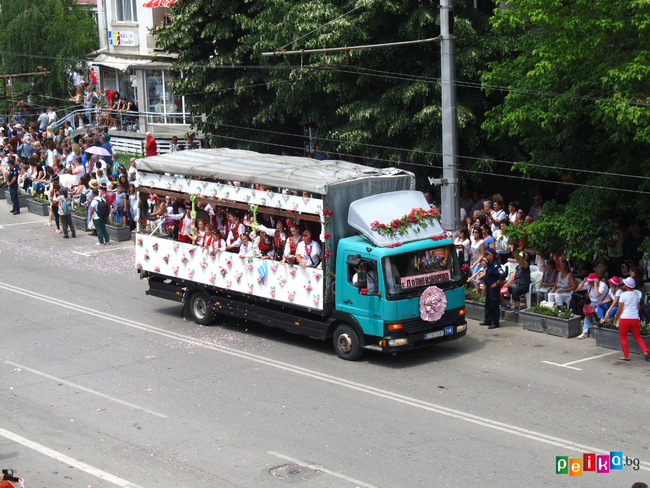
<box><xmin>439</xmin><ymin>0</ymin><xmax>460</xmax><ymax>233</ymax></box>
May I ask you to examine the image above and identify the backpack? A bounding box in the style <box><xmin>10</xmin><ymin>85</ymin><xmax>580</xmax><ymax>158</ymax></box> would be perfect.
<box><xmin>96</xmin><ymin>198</ymin><xmax>109</xmax><ymax>219</ymax></box>
<box><xmin>60</xmin><ymin>198</ymin><xmax>73</xmax><ymax>215</ymax></box>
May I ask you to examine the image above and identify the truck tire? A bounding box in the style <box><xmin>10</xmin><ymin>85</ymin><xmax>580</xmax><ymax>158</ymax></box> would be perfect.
<box><xmin>333</xmin><ymin>324</ymin><xmax>363</xmax><ymax>361</ymax></box>
<box><xmin>189</xmin><ymin>291</ymin><xmax>214</xmax><ymax>325</ymax></box>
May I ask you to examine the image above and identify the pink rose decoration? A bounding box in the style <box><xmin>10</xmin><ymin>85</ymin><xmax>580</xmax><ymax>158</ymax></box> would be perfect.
<box><xmin>225</xmin><ymin>281</ymin><xmax>232</xmax><ymax>290</ymax></box>
<box><xmin>144</xmin><ymin>252</ymin><xmax>150</xmax><ymax>261</ymax></box>
<box><xmin>235</xmin><ymin>271</ymin><xmax>242</xmax><ymax>282</ymax></box>
<box><xmin>314</xmin><ymin>272</ymin><xmax>321</xmax><ymax>281</ymax></box>
<box><xmin>152</xmin><ymin>242</ymin><xmax>158</xmax><ymax>251</ymax></box>
<box><xmin>270</xmin><ymin>286</ymin><xmax>276</xmax><ymax>298</ymax></box>
<box><xmin>303</xmin><ymin>197</ymin><xmax>310</xmax><ymax>205</ymax></box>
<box><xmin>270</xmin><ymin>262</ymin><xmax>278</xmax><ymax>272</ymax></box>
<box><xmin>163</xmin><ymin>254</ymin><xmax>170</xmax><ymax>263</ymax></box>
<box><xmin>247</xmin><ymin>284</ymin><xmax>254</xmax><ymax>294</ymax></box>
<box><xmin>419</xmin><ymin>286</ymin><xmax>447</xmax><ymax>322</ymax></box>
<box><xmin>172</xmin><ymin>267</ymin><xmax>179</xmax><ymax>275</ymax></box>
<box><xmin>291</xmin><ymin>204</ymin><xmax>298</xmax><ymax>211</ymax></box>
<box><xmin>209</xmin><ymin>252</ymin><xmax>217</xmax><ymax>260</ymax></box>
<box><xmin>137</xmin><ymin>237</ymin><xmax>143</xmax><ymax>246</ymax></box>
<box><xmin>247</xmin><ymin>262</ymin><xmax>254</xmax><ymax>271</ymax></box>
<box><xmin>188</xmin><ymin>248</ymin><xmax>195</xmax><ymax>256</ymax></box>
<box><xmin>278</xmin><ymin>278</ymin><xmax>286</xmax><ymax>287</ymax></box>
<box><xmin>188</xmin><ymin>270</ymin><xmax>195</xmax><ymax>279</ymax></box>
<box><xmin>220</xmin><ymin>267</ymin><xmax>227</xmax><ymax>276</ymax></box>
<box><xmin>210</xmin><ymin>273</ymin><xmax>216</xmax><ymax>284</ymax></box>
<box><xmin>288</xmin><ymin>292</ymin><xmax>295</xmax><ymax>302</ymax></box>
<box><xmin>154</xmin><ymin>266</ymin><xmax>160</xmax><ymax>272</ymax></box>
<box><xmin>181</xmin><ymin>255</ymin><xmax>188</xmax><ymax>264</ymax></box>
<box><xmin>200</xmin><ymin>260</ymin><xmax>207</xmax><ymax>268</ymax></box>
<box><xmin>136</xmin><ymin>262</ymin><xmax>142</xmax><ymax>269</ymax></box>
<box><xmin>289</xmin><ymin>267</ymin><xmax>297</xmax><ymax>277</ymax></box>
<box><xmin>173</xmin><ymin>243</ymin><xmax>179</xmax><ymax>252</ymax></box>
<box><xmin>313</xmin><ymin>295</ymin><xmax>320</xmax><ymax>305</ymax></box>
<box><xmin>226</xmin><ymin>258</ymin><xmax>233</xmax><ymax>267</ymax></box>
<box><xmin>304</xmin><ymin>282</ymin><xmax>312</xmax><ymax>292</ymax></box>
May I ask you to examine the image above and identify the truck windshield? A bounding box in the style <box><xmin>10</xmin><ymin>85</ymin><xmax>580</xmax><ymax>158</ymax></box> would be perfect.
<box><xmin>382</xmin><ymin>245</ymin><xmax>461</xmax><ymax>299</ymax></box>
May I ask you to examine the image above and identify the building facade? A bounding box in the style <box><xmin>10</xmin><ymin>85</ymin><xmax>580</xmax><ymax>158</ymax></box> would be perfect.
<box><xmin>90</xmin><ymin>0</ymin><xmax>194</xmax><ymax>135</ymax></box>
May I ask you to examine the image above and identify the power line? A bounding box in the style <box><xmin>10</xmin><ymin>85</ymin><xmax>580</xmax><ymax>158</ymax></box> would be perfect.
<box><xmin>206</xmin><ymin>132</ymin><xmax>650</xmax><ymax>195</ymax></box>
<box><xmin>213</xmin><ymin>122</ymin><xmax>650</xmax><ymax>181</ymax></box>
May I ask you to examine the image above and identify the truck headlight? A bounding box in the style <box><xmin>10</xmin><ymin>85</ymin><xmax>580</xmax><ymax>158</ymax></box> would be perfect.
<box><xmin>388</xmin><ymin>338</ymin><xmax>409</xmax><ymax>347</ymax></box>
<box><xmin>457</xmin><ymin>325</ymin><xmax>466</xmax><ymax>333</ymax></box>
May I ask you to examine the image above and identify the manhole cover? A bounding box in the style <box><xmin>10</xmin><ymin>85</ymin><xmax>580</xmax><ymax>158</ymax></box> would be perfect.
<box><xmin>270</xmin><ymin>463</ymin><xmax>317</xmax><ymax>482</ymax></box>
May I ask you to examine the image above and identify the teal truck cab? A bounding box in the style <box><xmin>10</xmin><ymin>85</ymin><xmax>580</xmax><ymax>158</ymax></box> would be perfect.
<box><xmin>136</xmin><ymin>149</ymin><xmax>466</xmax><ymax>360</ymax></box>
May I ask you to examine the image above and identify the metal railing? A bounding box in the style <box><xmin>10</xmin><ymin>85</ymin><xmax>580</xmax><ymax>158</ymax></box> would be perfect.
<box><xmin>57</xmin><ymin>106</ymin><xmax>199</xmax><ymax>131</ymax></box>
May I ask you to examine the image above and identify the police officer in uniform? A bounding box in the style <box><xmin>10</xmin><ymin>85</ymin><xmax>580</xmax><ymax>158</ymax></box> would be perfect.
<box><xmin>480</xmin><ymin>248</ymin><xmax>505</xmax><ymax>329</ymax></box>
<box><xmin>7</xmin><ymin>158</ymin><xmax>20</xmax><ymax>215</ymax></box>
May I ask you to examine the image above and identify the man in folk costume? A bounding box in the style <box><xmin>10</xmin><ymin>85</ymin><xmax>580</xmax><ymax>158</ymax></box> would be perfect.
<box><xmin>295</xmin><ymin>230</ymin><xmax>322</xmax><ymax>269</ymax></box>
<box><xmin>177</xmin><ymin>202</ymin><xmax>195</xmax><ymax>244</ymax></box>
<box><xmin>226</xmin><ymin>210</ymin><xmax>246</xmax><ymax>252</ymax></box>
<box><xmin>253</xmin><ymin>229</ymin><xmax>274</xmax><ymax>258</ymax></box>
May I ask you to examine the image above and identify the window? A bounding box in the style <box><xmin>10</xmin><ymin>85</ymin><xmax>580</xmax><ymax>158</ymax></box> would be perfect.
<box><xmin>348</xmin><ymin>260</ymin><xmax>379</xmax><ymax>295</ymax></box>
<box><xmin>382</xmin><ymin>245</ymin><xmax>461</xmax><ymax>299</ymax></box>
<box><xmin>145</xmin><ymin>69</ymin><xmax>186</xmax><ymax>124</ymax></box>
<box><xmin>116</xmin><ymin>0</ymin><xmax>138</xmax><ymax>22</ymax></box>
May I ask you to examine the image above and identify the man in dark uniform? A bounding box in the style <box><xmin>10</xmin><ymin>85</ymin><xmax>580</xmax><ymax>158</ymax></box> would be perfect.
<box><xmin>480</xmin><ymin>249</ymin><xmax>505</xmax><ymax>329</ymax></box>
<box><xmin>7</xmin><ymin>157</ymin><xmax>20</xmax><ymax>215</ymax></box>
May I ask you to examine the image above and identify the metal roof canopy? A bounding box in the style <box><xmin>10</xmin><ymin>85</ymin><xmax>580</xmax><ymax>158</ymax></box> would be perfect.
<box><xmin>136</xmin><ymin>148</ymin><xmax>413</xmax><ymax>195</ymax></box>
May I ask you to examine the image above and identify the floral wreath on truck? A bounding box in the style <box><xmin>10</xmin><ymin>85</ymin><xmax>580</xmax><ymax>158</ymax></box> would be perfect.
<box><xmin>370</xmin><ymin>207</ymin><xmax>439</xmax><ymax>238</ymax></box>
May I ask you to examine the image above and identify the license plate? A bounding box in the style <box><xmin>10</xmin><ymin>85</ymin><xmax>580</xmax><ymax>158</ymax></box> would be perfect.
<box><xmin>424</xmin><ymin>330</ymin><xmax>444</xmax><ymax>340</ymax></box>
<box><xmin>445</xmin><ymin>326</ymin><xmax>454</xmax><ymax>336</ymax></box>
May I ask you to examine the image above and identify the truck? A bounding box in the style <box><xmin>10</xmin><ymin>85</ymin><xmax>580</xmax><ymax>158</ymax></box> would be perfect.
<box><xmin>135</xmin><ymin>148</ymin><xmax>467</xmax><ymax>360</ymax></box>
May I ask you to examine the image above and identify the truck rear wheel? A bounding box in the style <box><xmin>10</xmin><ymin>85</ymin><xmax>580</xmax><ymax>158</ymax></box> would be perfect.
<box><xmin>333</xmin><ymin>324</ymin><xmax>363</xmax><ymax>361</ymax></box>
<box><xmin>189</xmin><ymin>291</ymin><xmax>214</xmax><ymax>325</ymax></box>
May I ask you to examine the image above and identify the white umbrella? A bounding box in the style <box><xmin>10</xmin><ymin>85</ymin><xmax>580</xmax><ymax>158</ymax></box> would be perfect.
<box><xmin>85</xmin><ymin>146</ymin><xmax>112</xmax><ymax>157</ymax></box>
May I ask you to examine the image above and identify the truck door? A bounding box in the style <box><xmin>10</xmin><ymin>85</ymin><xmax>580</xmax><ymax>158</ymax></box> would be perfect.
<box><xmin>337</xmin><ymin>254</ymin><xmax>384</xmax><ymax>338</ymax></box>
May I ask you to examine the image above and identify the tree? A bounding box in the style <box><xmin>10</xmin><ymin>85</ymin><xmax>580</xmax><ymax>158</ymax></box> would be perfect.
<box><xmin>156</xmin><ymin>0</ymin><xmax>513</xmax><ymax>182</ymax></box>
<box><xmin>0</xmin><ymin>0</ymin><xmax>98</xmax><ymax>105</ymax></box>
<box><xmin>482</xmin><ymin>0</ymin><xmax>650</xmax><ymax>214</ymax></box>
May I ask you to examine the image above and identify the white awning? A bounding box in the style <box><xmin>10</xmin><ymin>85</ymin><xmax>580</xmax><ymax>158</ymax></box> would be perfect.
<box><xmin>91</xmin><ymin>54</ymin><xmax>173</xmax><ymax>71</ymax></box>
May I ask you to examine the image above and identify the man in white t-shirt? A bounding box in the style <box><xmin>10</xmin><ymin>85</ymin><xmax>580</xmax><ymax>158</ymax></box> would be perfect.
<box><xmin>47</xmin><ymin>107</ymin><xmax>57</xmax><ymax>127</ymax></box>
<box><xmin>295</xmin><ymin>230</ymin><xmax>321</xmax><ymax>268</ymax></box>
<box><xmin>352</xmin><ymin>264</ymin><xmax>378</xmax><ymax>294</ymax></box>
<box><xmin>490</xmin><ymin>200</ymin><xmax>507</xmax><ymax>233</ymax></box>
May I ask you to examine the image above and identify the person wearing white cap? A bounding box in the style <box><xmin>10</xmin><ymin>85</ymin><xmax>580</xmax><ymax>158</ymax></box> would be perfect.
<box><xmin>613</xmin><ymin>277</ymin><xmax>650</xmax><ymax>361</ymax></box>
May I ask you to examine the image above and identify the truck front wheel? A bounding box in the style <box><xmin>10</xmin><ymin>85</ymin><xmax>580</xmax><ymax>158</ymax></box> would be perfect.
<box><xmin>333</xmin><ymin>324</ymin><xmax>363</xmax><ymax>361</ymax></box>
<box><xmin>189</xmin><ymin>291</ymin><xmax>214</xmax><ymax>325</ymax></box>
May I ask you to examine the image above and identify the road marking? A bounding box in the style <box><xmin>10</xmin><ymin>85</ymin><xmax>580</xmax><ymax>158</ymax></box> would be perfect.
<box><xmin>0</xmin><ymin>220</ymin><xmax>45</xmax><ymax>229</ymax></box>
<box><xmin>72</xmin><ymin>244</ymin><xmax>133</xmax><ymax>256</ymax></box>
<box><xmin>542</xmin><ymin>351</ymin><xmax>619</xmax><ymax>370</ymax></box>
<box><xmin>1</xmin><ymin>281</ymin><xmax>649</xmax><ymax>472</ymax></box>
<box><xmin>0</xmin><ymin>427</ymin><xmax>143</xmax><ymax>488</ymax></box>
<box><xmin>4</xmin><ymin>360</ymin><xmax>167</xmax><ymax>418</ymax></box>
<box><xmin>268</xmin><ymin>451</ymin><xmax>378</xmax><ymax>488</ymax></box>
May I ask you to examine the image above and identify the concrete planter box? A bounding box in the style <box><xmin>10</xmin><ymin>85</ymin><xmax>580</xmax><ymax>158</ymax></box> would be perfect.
<box><xmin>106</xmin><ymin>224</ymin><xmax>131</xmax><ymax>242</ymax></box>
<box><xmin>4</xmin><ymin>190</ymin><xmax>29</xmax><ymax>208</ymax></box>
<box><xmin>27</xmin><ymin>199</ymin><xmax>49</xmax><ymax>216</ymax></box>
<box><xmin>464</xmin><ymin>300</ymin><xmax>485</xmax><ymax>321</ymax></box>
<box><xmin>71</xmin><ymin>214</ymin><xmax>88</xmax><ymax>232</ymax></box>
<box><xmin>519</xmin><ymin>310</ymin><xmax>582</xmax><ymax>338</ymax></box>
<box><xmin>593</xmin><ymin>326</ymin><xmax>650</xmax><ymax>355</ymax></box>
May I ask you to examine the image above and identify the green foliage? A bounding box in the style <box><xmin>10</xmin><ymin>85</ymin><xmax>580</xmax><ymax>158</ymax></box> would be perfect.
<box><xmin>482</xmin><ymin>0</ymin><xmax>650</xmax><ymax>222</ymax></box>
<box><xmin>465</xmin><ymin>286</ymin><xmax>485</xmax><ymax>303</ymax></box>
<box><xmin>155</xmin><ymin>0</ymin><xmax>513</xmax><ymax>179</ymax></box>
<box><xmin>528</xmin><ymin>304</ymin><xmax>573</xmax><ymax>319</ymax></box>
<box><xmin>0</xmin><ymin>0</ymin><xmax>98</xmax><ymax>103</ymax></box>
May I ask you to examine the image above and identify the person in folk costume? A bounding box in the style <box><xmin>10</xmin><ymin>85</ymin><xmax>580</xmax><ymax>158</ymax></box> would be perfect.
<box><xmin>210</xmin><ymin>206</ymin><xmax>226</xmax><ymax>234</ymax></box>
<box><xmin>235</xmin><ymin>232</ymin><xmax>255</xmax><ymax>258</ymax></box>
<box><xmin>257</xmin><ymin>219</ymin><xmax>287</xmax><ymax>261</ymax></box>
<box><xmin>191</xmin><ymin>219</ymin><xmax>207</xmax><ymax>246</ymax></box>
<box><xmin>177</xmin><ymin>201</ymin><xmax>195</xmax><ymax>244</ymax></box>
<box><xmin>203</xmin><ymin>225</ymin><xmax>227</xmax><ymax>256</ymax></box>
<box><xmin>252</xmin><ymin>228</ymin><xmax>274</xmax><ymax>259</ymax></box>
<box><xmin>280</xmin><ymin>225</ymin><xmax>302</xmax><ymax>265</ymax></box>
<box><xmin>226</xmin><ymin>210</ymin><xmax>246</xmax><ymax>252</ymax></box>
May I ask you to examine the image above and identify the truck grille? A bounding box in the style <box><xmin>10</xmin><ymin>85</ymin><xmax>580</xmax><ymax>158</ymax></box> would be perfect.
<box><xmin>394</xmin><ymin>309</ymin><xmax>460</xmax><ymax>335</ymax></box>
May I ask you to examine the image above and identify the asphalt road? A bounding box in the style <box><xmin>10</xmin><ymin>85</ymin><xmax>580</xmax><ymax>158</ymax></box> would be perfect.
<box><xmin>1</xmin><ymin>207</ymin><xmax>649</xmax><ymax>488</ymax></box>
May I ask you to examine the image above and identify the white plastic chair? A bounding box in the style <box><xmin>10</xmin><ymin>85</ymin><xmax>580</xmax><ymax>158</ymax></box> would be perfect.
<box><xmin>529</xmin><ymin>264</ymin><xmax>540</xmax><ymax>273</ymax></box>
<box><xmin>526</xmin><ymin>271</ymin><xmax>544</xmax><ymax>308</ymax></box>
